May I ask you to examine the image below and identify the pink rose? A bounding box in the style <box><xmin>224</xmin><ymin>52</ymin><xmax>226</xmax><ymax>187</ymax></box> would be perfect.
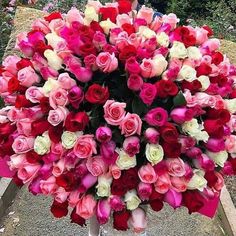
<box><xmin>154</xmin><ymin>172</ymin><xmax>171</xmax><ymax>194</ymax></box>
<box><xmin>96</xmin><ymin>52</ymin><xmax>118</xmax><ymax>73</ymax></box>
<box><xmin>49</xmin><ymin>88</ymin><xmax>68</xmax><ymax>109</ymax></box>
<box><xmin>86</xmin><ymin>155</ymin><xmax>108</xmax><ymax>177</ymax></box>
<box><xmin>162</xmin><ymin>13</ymin><xmax>179</xmax><ymax>30</ymax></box>
<box><xmin>73</xmin><ymin>135</ymin><xmax>97</xmax><ymax>159</ymax></box>
<box><xmin>164</xmin><ymin>189</ymin><xmax>182</xmax><ymax>208</ymax></box>
<box><xmin>109</xmin><ymin>164</ymin><xmax>121</xmax><ymax>179</ymax></box>
<box><xmin>109</xmin><ymin>28</ymin><xmax>123</xmax><ymax>45</ymax></box>
<box><xmin>49</xmin><ymin>19</ymin><xmax>66</xmax><ymax>34</ymax></box>
<box><xmin>145</xmin><ymin>107</ymin><xmax>168</xmax><ymax>127</ymax></box>
<box><xmin>116</xmin><ymin>14</ymin><xmax>132</xmax><ymax>27</ymax></box>
<box><xmin>137</xmin><ymin>182</ymin><xmax>152</xmax><ymax>201</ymax></box>
<box><xmin>195</xmin><ymin>27</ymin><xmax>209</xmax><ymax>45</ymax></box>
<box><xmin>58</xmin><ymin>73</ymin><xmax>76</xmax><ymax>90</ymax></box>
<box><xmin>18</xmin><ymin>162</ymin><xmax>41</xmax><ymax>184</ymax></box>
<box><xmin>95</xmin><ymin>126</ymin><xmax>112</xmax><ymax>143</ymax></box>
<box><xmin>48</xmin><ymin>107</ymin><xmax>68</xmax><ymax>126</ymax></box>
<box><xmin>120</xmin><ymin>113</ymin><xmax>142</xmax><ymax>137</ymax></box>
<box><xmin>2</xmin><ymin>55</ymin><xmax>21</xmax><ymax>75</ymax></box>
<box><xmin>17</xmin><ymin>119</ymin><xmax>32</xmax><ymax>136</ymax></box>
<box><xmin>139</xmin><ymin>83</ymin><xmax>157</xmax><ymax>106</ymax></box>
<box><xmin>93</xmin><ymin>31</ymin><xmax>107</xmax><ymax>50</ymax></box>
<box><xmin>179</xmin><ymin>136</ymin><xmax>196</xmax><ymax>153</ymax></box>
<box><xmin>84</xmin><ymin>54</ymin><xmax>98</xmax><ymax>71</ymax></box>
<box><xmin>133</xmin><ymin>18</ymin><xmax>147</xmax><ymax>31</ymax></box>
<box><xmin>123</xmin><ymin>136</ymin><xmax>140</xmax><ymax>157</ymax></box>
<box><xmin>194</xmin><ymin>93</ymin><xmax>216</xmax><ymax>108</ymax></box>
<box><xmin>76</xmin><ymin>194</ymin><xmax>97</xmax><ymax>219</ymax></box>
<box><xmin>68</xmin><ymin>190</ymin><xmax>80</xmax><ymax>208</ymax></box>
<box><xmin>17</xmin><ymin>66</ymin><xmax>40</xmax><ymax>87</ymax></box>
<box><xmin>225</xmin><ymin>135</ymin><xmax>236</xmax><ymax>156</ymax></box>
<box><xmin>213</xmin><ymin>172</ymin><xmax>224</xmax><ymax>192</ymax></box>
<box><xmin>25</xmin><ymin>86</ymin><xmax>44</xmax><ymax>103</ymax></box>
<box><xmin>127</xmin><ymin>74</ymin><xmax>143</xmax><ymax>91</ymax></box>
<box><xmin>125</xmin><ymin>57</ymin><xmax>141</xmax><ymax>74</ymax></box>
<box><xmin>52</xmin><ymin>159</ymin><xmax>65</xmax><ymax>177</ymax></box>
<box><xmin>80</xmin><ymin>173</ymin><xmax>98</xmax><ymax>192</ymax></box>
<box><xmin>150</xmin><ymin>16</ymin><xmax>162</xmax><ymax>32</ymax></box>
<box><xmin>109</xmin><ymin>195</ymin><xmax>125</xmax><ymax>212</ymax></box>
<box><xmin>40</xmin><ymin>176</ymin><xmax>58</xmax><ymax>195</ymax></box>
<box><xmin>66</xmin><ymin>7</ymin><xmax>84</xmax><ymax>24</ymax></box>
<box><xmin>54</xmin><ymin>187</ymin><xmax>70</xmax><ymax>203</ymax></box>
<box><xmin>8</xmin><ymin>154</ymin><xmax>26</xmax><ymax>170</ymax></box>
<box><xmin>140</xmin><ymin>58</ymin><xmax>157</xmax><ymax>78</ymax></box>
<box><xmin>138</xmin><ymin>163</ymin><xmax>157</xmax><ymax>184</ymax></box>
<box><xmin>170</xmin><ymin>176</ymin><xmax>187</xmax><ymax>192</ymax></box>
<box><xmin>96</xmin><ymin>199</ymin><xmax>111</xmax><ymax>225</ymax></box>
<box><xmin>100</xmin><ymin>141</ymin><xmax>118</xmax><ymax>165</ymax></box>
<box><xmin>144</xmin><ymin>128</ymin><xmax>160</xmax><ymax>144</ymax></box>
<box><xmin>201</xmin><ymin>39</ymin><xmax>220</xmax><ymax>53</ymax></box>
<box><xmin>0</xmin><ymin>76</ymin><xmax>9</xmax><ymax>94</ymax></box>
<box><xmin>170</xmin><ymin>107</ymin><xmax>194</xmax><ymax>124</ymax></box>
<box><xmin>194</xmin><ymin>154</ymin><xmax>215</xmax><ymax>172</ymax></box>
<box><xmin>129</xmin><ymin>208</ymin><xmax>147</xmax><ymax>234</ymax></box>
<box><xmin>103</xmin><ymin>100</ymin><xmax>126</xmax><ymax>126</ymax></box>
<box><xmin>166</xmin><ymin>158</ymin><xmax>186</xmax><ymax>177</ymax></box>
<box><xmin>12</xmin><ymin>135</ymin><xmax>34</xmax><ymax>154</ymax></box>
<box><xmin>32</xmin><ymin>18</ymin><xmax>50</xmax><ymax>34</ymax></box>
<box><xmin>137</xmin><ymin>6</ymin><xmax>154</xmax><ymax>24</ymax></box>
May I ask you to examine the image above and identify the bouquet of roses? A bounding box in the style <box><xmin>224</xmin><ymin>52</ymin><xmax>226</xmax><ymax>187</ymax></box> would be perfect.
<box><xmin>0</xmin><ymin>0</ymin><xmax>236</xmax><ymax>233</ymax></box>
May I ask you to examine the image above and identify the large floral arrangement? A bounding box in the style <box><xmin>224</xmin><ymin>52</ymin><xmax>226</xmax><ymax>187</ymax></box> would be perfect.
<box><xmin>0</xmin><ymin>0</ymin><xmax>236</xmax><ymax>233</ymax></box>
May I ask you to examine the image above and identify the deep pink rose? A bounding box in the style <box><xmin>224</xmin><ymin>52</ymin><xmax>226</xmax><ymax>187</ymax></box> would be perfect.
<box><xmin>127</xmin><ymin>74</ymin><xmax>143</xmax><ymax>91</ymax></box>
<box><xmin>139</xmin><ymin>83</ymin><xmax>157</xmax><ymax>106</ymax></box>
<box><xmin>137</xmin><ymin>182</ymin><xmax>152</xmax><ymax>201</ymax></box>
<box><xmin>100</xmin><ymin>141</ymin><xmax>118</xmax><ymax>165</ymax></box>
<box><xmin>95</xmin><ymin>126</ymin><xmax>112</xmax><ymax>143</ymax></box>
<box><xmin>144</xmin><ymin>128</ymin><xmax>160</xmax><ymax>144</ymax></box>
<box><xmin>109</xmin><ymin>195</ymin><xmax>125</xmax><ymax>212</ymax></box>
<box><xmin>164</xmin><ymin>189</ymin><xmax>182</xmax><ymax>208</ymax></box>
<box><xmin>125</xmin><ymin>57</ymin><xmax>141</xmax><ymax>74</ymax></box>
<box><xmin>123</xmin><ymin>136</ymin><xmax>140</xmax><ymax>157</ymax></box>
<box><xmin>84</xmin><ymin>54</ymin><xmax>98</xmax><ymax>71</ymax></box>
<box><xmin>80</xmin><ymin>173</ymin><xmax>98</xmax><ymax>193</ymax></box>
<box><xmin>170</xmin><ymin>107</ymin><xmax>194</xmax><ymax>124</ymax></box>
<box><xmin>68</xmin><ymin>86</ymin><xmax>84</xmax><ymax>109</ymax></box>
<box><xmin>93</xmin><ymin>31</ymin><xmax>107</xmax><ymax>50</ymax></box>
<box><xmin>145</xmin><ymin>107</ymin><xmax>168</xmax><ymax>127</ymax></box>
<box><xmin>96</xmin><ymin>199</ymin><xmax>111</xmax><ymax>225</ymax></box>
<box><xmin>154</xmin><ymin>172</ymin><xmax>171</xmax><ymax>194</ymax></box>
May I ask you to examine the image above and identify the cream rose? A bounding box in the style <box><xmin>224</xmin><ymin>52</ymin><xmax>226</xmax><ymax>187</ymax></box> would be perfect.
<box><xmin>84</xmin><ymin>6</ymin><xmax>99</xmax><ymax>25</ymax></box>
<box><xmin>145</xmin><ymin>143</ymin><xmax>164</xmax><ymax>165</ymax></box>
<box><xmin>125</xmin><ymin>190</ymin><xmax>141</xmax><ymax>210</ymax></box>
<box><xmin>187</xmin><ymin>46</ymin><xmax>202</xmax><ymax>60</ymax></box>
<box><xmin>156</xmin><ymin>32</ymin><xmax>170</xmax><ymax>47</ymax></box>
<box><xmin>198</xmin><ymin>75</ymin><xmax>210</xmax><ymax>91</ymax></box>
<box><xmin>116</xmin><ymin>149</ymin><xmax>137</xmax><ymax>170</ymax></box>
<box><xmin>44</xmin><ymin>49</ymin><xmax>63</xmax><ymax>70</ymax></box>
<box><xmin>177</xmin><ymin>65</ymin><xmax>197</xmax><ymax>82</ymax></box>
<box><xmin>139</xmin><ymin>26</ymin><xmax>156</xmax><ymax>39</ymax></box>
<box><xmin>96</xmin><ymin>175</ymin><xmax>112</xmax><ymax>197</ymax></box>
<box><xmin>153</xmin><ymin>54</ymin><xmax>168</xmax><ymax>76</ymax></box>
<box><xmin>61</xmin><ymin>131</ymin><xmax>77</xmax><ymax>149</ymax></box>
<box><xmin>42</xmin><ymin>78</ymin><xmax>60</xmax><ymax>96</ymax></box>
<box><xmin>206</xmin><ymin>150</ymin><xmax>228</xmax><ymax>167</ymax></box>
<box><xmin>225</xmin><ymin>99</ymin><xmax>236</xmax><ymax>114</ymax></box>
<box><xmin>34</xmin><ymin>133</ymin><xmax>51</xmax><ymax>155</ymax></box>
<box><xmin>187</xmin><ymin>170</ymin><xmax>207</xmax><ymax>191</ymax></box>
<box><xmin>45</xmin><ymin>32</ymin><xmax>66</xmax><ymax>50</ymax></box>
<box><xmin>100</xmin><ymin>19</ymin><xmax>117</xmax><ymax>35</ymax></box>
<box><xmin>169</xmin><ymin>41</ymin><xmax>188</xmax><ymax>59</ymax></box>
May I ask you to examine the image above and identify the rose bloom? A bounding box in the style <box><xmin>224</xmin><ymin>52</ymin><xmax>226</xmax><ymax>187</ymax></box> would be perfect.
<box><xmin>145</xmin><ymin>107</ymin><xmax>168</xmax><ymax>127</ymax></box>
<box><xmin>12</xmin><ymin>136</ymin><xmax>34</xmax><ymax>154</ymax></box>
<box><xmin>166</xmin><ymin>158</ymin><xmax>186</xmax><ymax>177</ymax></box>
<box><xmin>49</xmin><ymin>88</ymin><xmax>68</xmax><ymax>109</ymax></box>
<box><xmin>86</xmin><ymin>155</ymin><xmax>108</xmax><ymax>177</ymax></box>
<box><xmin>120</xmin><ymin>113</ymin><xmax>142</xmax><ymax>137</ymax></box>
<box><xmin>85</xmin><ymin>84</ymin><xmax>109</xmax><ymax>104</ymax></box>
<box><xmin>103</xmin><ymin>100</ymin><xmax>126</xmax><ymax>126</ymax></box>
<box><xmin>48</xmin><ymin>107</ymin><xmax>68</xmax><ymax>126</ymax></box>
<box><xmin>96</xmin><ymin>52</ymin><xmax>118</xmax><ymax>73</ymax></box>
<box><xmin>138</xmin><ymin>163</ymin><xmax>157</xmax><ymax>184</ymax></box>
<box><xmin>154</xmin><ymin>172</ymin><xmax>171</xmax><ymax>194</ymax></box>
<box><xmin>17</xmin><ymin>66</ymin><xmax>40</xmax><ymax>87</ymax></box>
<box><xmin>139</xmin><ymin>83</ymin><xmax>157</xmax><ymax>106</ymax></box>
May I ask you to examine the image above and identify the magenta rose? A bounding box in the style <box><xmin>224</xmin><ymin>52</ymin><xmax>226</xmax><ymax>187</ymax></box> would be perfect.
<box><xmin>96</xmin><ymin>126</ymin><xmax>112</xmax><ymax>143</ymax></box>
<box><xmin>144</xmin><ymin>128</ymin><xmax>160</xmax><ymax>144</ymax></box>
<box><xmin>145</xmin><ymin>107</ymin><xmax>168</xmax><ymax>126</ymax></box>
<box><xmin>125</xmin><ymin>57</ymin><xmax>141</xmax><ymax>74</ymax></box>
<box><xmin>68</xmin><ymin>86</ymin><xmax>84</xmax><ymax>109</ymax></box>
<box><xmin>127</xmin><ymin>74</ymin><xmax>143</xmax><ymax>91</ymax></box>
<box><xmin>123</xmin><ymin>136</ymin><xmax>140</xmax><ymax>157</ymax></box>
<box><xmin>139</xmin><ymin>83</ymin><xmax>157</xmax><ymax>106</ymax></box>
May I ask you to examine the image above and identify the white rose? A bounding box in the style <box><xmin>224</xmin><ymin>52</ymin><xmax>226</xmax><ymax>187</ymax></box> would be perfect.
<box><xmin>34</xmin><ymin>133</ymin><xmax>51</xmax><ymax>155</ymax></box>
<box><xmin>145</xmin><ymin>143</ymin><xmax>164</xmax><ymax>165</ymax></box>
<box><xmin>139</xmin><ymin>26</ymin><xmax>156</xmax><ymax>39</ymax></box>
<box><xmin>182</xmin><ymin>119</ymin><xmax>200</xmax><ymax>134</ymax></box>
<box><xmin>187</xmin><ymin>169</ymin><xmax>207</xmax><ymax>191</ymax></box>
<box><xmin>198</xmin><ymin>75</ymin><xmax>210</xmax><ymax>91</ymax></box>
<box><xmin>45</xmin><ymin>32</ymin><xmax>66</xmax><ymax>50</ymax></box>
<box><xmin>156</xmin><ymin>32</ymin><xmax>169</xmax><ymax>47</ymax></box>
<box><xmin>169</xmin><ymin>41</ymin><xmax>188</xmax><ymax>59</ymax></box>
<box><xmin>187</xmin><ymin>46</ymin><xmax>202</xmax><ymax>60</ymax></box>
<box><xmin>206</xmin><ymin>150</ymin><xmax>228</xmax><ymax>167</ymax></box>
<box><xmin>61</xmin><ymin>131</ymin><xmax>77</xmax><ymax>149</ymax></box>
<box><xmin>42</xmin><ymin>78</ymin><xmax>60</xmax><ymax>96</ymax></box>
<box><xmin>96</xmin><ymin>175</ymin><xmax>112</xmax><ymax>197</ymax></box>
<box><xmin>116</xmin><ymin>149</ymin><xmax>137</xmax><ymax>170</ymax></box>
<box><xmin>100</xmin><ymin>19</ymin><xmax>117</xmax><ymax>35</ymax></box>
<box><xmin>44</xmin><ymin>49</ymin><xmax>63</xmax><ymax>70</ymax></box>
<box><xmin>84</xmin><ymin>6</ymin><xmax>99</xmax><ymax>25</ymax></box>
<box><xmin>193</xmin><ymin>130</ymin><xmax>209</xmax><ymax>143</ymax></box>
<box><xmin>153</xmin><ymin>54</ymin><xmax>168</xmax><ymax>76</ymax></box>
<box><xmin>125</xmin><ymin>190</ymin><xmax>141</xmax><ymax>210</ymax></box>
<box><xmin>177</xmin><ymin>65</ymin><xmax>197</xmax><ymax>82</ymax></box>
<box><xmin>225</xmin><ymin>98</ymin><xmax>236</xmax><ymax>114</ymax></box>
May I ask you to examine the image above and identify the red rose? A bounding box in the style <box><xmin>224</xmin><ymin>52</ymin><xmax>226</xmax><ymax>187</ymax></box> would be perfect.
<box><xmin>182</xmin><ymin>34</ymin><xmax>196</xmax><ymax>47</ymax></box>
<box><xmin>122</xmin><ymin>23</ymin><xmax>135</xmax><ymax>36</ymax></box>
<box><xmin>149</xmin><ymin>188</ymin><xmax>164</xmax><ymax>212</ymax></box>
<box><xmin>204</xmin><ymin>171</ymin><xmax>218</xmax><ymax>188</ymax></box>
<box><xmin>122</xmin><ymin>168</ymin><xmax>139</xmax><ymax>190</ymax></box>
<box><xmin>0</xmin><ymin>136</ymin><xmax>14</xmax><ymax>157</ymax></box>
<box><xmin>113</xmin><ymin>210</ymin><xmax>130</xmax><ymax>231</ymax></box>
<box><xmin>40</xmin><ymin>97</ymin><xmax>51</xmax><ymax>114</ymax></box>
<box><xmin>85</xmin><ymin>84</ymin><xmax>109</xmax><ymax>104</ymax></box>
<box><xmin>0</xmin><ymin>66</ymin><xmax>4</xmax><ymax>75</ymax></box>
<box><xmin>160</xmin><ymin>123</ymin><xmax>179</xmax><ymax>143</ymax></box>
<box><xmin>211</xmin><ymin>52</ymin><xmax>224</xmax><ymax>65</ymax></box>
<box><xmin>119</xmin><ymin>45</ymin><xmax>137</xmax><ymax>61</ymax></box>
<box><xmin>56</xmin><ymin>172</ymin><xmax>77</xmax><ymax>191</ymax></box>
<box><xmin>31</xmin><ymin>119</ymin><xmax>51</xmax><ymax>136</ymax></box>
<box><xmin>99</xmin><ymin>7</ymin><xmax>118</xmax><ymax>23</ymax></box>
<box><xmin>44</xmin><ymin>12</ymin><xmax>63</xmax><ymax>22</ymax></box>
<box><xmin>15</xmin><ymin>95</ymin><xmax>33</xmax><ymax>109</ymax></box>
<box><xmin>8</xmin><ymin>77</ymin><xmax>20</xmax><ymax>93</ymax></box>
<box><xmin>13</xmin><ymin>172</ymin><xmax>24</xmax><ymax>187</ymax></box>
<box><xmin>26</xmin><ymin>151</ymin><xmax>42</xmax><ymax>164</ymax></box>
<box><xmin>118</xmin><ymin>0</ymin><xmax>132</xmax><ymax>14</ymax></box>
<box><xmin>35</xmin><ymin>41</ymin><xmax>53</xmax><ymax>55</ymax></box>
<box><xmin>78</xmin><ymin>25</ymin><xmax>95</xmax><ymax>40</ymax></box>
<box><xmin>16</xmin><ymin>58</ymin><xmax>33</xmax><ymax>70</ymax></box>
<box><xmin>182</xmin><ymin>190</ymin><xmax>205</xmax><ymax>214</ymax></box>
<box><xmin>181</xmin><ymin>80</ymin><xmax>202</xmax><ymax>93</ymax></box>
<box><xmin>50</xmin><ymin>200</ymin><xmax>69</xmax><ymax>218</ymax></box>
<box><xmin>49</xmin><ymin>124</ymin><xmax>63</xmax><ymax>143</ymax></box>
<box><xmin>196</xmin><ymin>63</ymin><xmax>212</xmax><ymax>77</ymax></box>
<box><xmin>79</xmin><ymin>43</ymin><xmax>97</xmax><ymax>57</ymax></box>
<box><xmin>90</xmin><ymin>21</ymin><xmax>104</xmax><ymax>33</ymax></box>
<box><xmin>70</xmin><ymin>208</ymin><xmax>86</xmax><ymax>226</ymax></box>
<box><xmin>0</xmin><ymin>123</ymin><xmax>16</xmax><ymax>137</ymax></box>
<box><xmin>206</xmin><ymin>109</ymin><xmax>230</xmax><ymax>124</ymax></box>
<box><xmin>65</xmin><ymin>112</ymin><xmax>89</xmax><ymax>132</ymax></box>
<box><xmin>162</xmin><ymin>142</ymin><xmax>182</xmax><ymax>159</ymax></box>
<box><xmin>156</xmin><ymin>80</ymin><xmax>178</xmax><ymax>98</ymax></box>
<box><xmin>217</xmin><ymin>75</ymin><xmax>228</xmax><ymax>87</ymax></box>
<box><xmin>111</xmin><ymin>178</ymin><xmax>127</xmax><ymax>196</ymax></box>
<box><xmin>202</xmin><ymin>25</ymin><xmax>214</xmax><ymax>37</ymax></box>
<box><xmin>204</xmin><ymin>119</ymin><xmax>224</xmax><ymax>138</ymax></box>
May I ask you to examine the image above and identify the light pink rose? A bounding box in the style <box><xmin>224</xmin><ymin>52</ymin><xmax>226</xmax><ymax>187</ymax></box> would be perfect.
<box><xmin>183</xmin><ymin>90</ymin><xmax>198</xmax><ymax>107</ymax></box>
<box><xmin>54</xmin><ymin>187</ymin><xmax>70</xmax><ymax>203</ymax></box>
<box><xmin>166</xmin><ymin>158</ymin><xmax>186</xmax><ymax>177</ymax></box>
<box><xmin>8</xmin><ymin>154</ymin><xmax>26</xmax><ymax>170</ymax></box>
<box><xmin>52</xmin><ymin>159</ymin><xmax>65</xmax><ymax>177</ymax></box>
<box><xmin>86</xmin><ymin>155</ymin><xmax>108</xmax><ymax>177</ymax></box>
<box><xmin>129</xmin><ymin>208</ymin><xmax>147</xmax><ymax>234</ymax></box>
<box><xmin>2</xmin><ymin>55</ymin><xmax>21</xmax><ymax>75</ymax></box>
<box><xmin>18</xmin><ymin>162</ymin><xmax>41</xmax><ymax>184</ymax></box>
<box><xmin>228</xmin><ymin>115</ymin><xmax>236</xmax><ymax>132</ymax></box>
<box><xmin>144</xmin><ymin>128</ymin><xmax>160</xmax><ymax>144</ymax></box>
<box><xmin>150</xmin><ymin>16</ymin><xmax>162</xmax><ymax>32</ymax></box>
<box><xmin>194</xmin><ymin>93</ymin><xmax>216</xmax><ymax>108</ymax></box>
<box><xmin>164</xmin><ymin>189</ymin><xmax>182</xmax><ymax>208</ymax></box>
<box><xmin>58</xmin><ymin>73</ymin><xmax>76</xmax><ymax>90</ymax></box>
<box><xmin>137</xmin><ymin>6</ymin><xmax>154</xmax><ymax>24</ymax></box>
<box><xmin>170</xmin><ymin>176</ymin><xmax>187</xmax><ymax>192</ymax></box>
<box><xmin>140</xmin><ymin>58</ymin><xmax>157</xmax><ymax>78</ymax></box>
<box><xmin>170</xmin><ymin>107</ymin><xmax>194</xmax><ymax>124</ymax></box>
<box><xmin>32</xmin><ymin>18</ymin><xmax>50</xmax><ymax>34</ymax></box>
<box><xmin>68</xmin><ymin>190</ymin><xmax>81</xmax><ymax>208</ymax></box>
<box><xmin>25</xmin><ymin>86</ymin><xmax>44</xmax><ymax>103</ymax></box>
<box><xmin>48</xmin><ymin>107</ymin><xmax>68</xmax><ymax>126</ymax></box>
<box><xmin>137</xmin><ymin>182</ymin><xmax>152</xmax><ymax>201</ymax></box>
<box><xmin>96</xmin><ymin>199</ymin><xmax>111</xmax><ymax>225</ymax></box>
<box><xmin>96</xmin><ymin>52</ymin><xmax>118</xmax><ymax>73</ymax></box>
<box><xmin>116</xmin><ymin>14</ymin><xmax>132</xmax><ymax>27</ymax></box>
<box><xmin>12</xmin><ymin>135</ymin><xmax>34</xmax><ymax>154</ymax></box>
<box><xmin>138</xmin><ymin>163</ymin><xmax>157</xmax><ymax>184</ymax></box>
<box><xmin>73</xmin><ymin>134</ymin><xmax>97</xmax><ymax>159</ymax></box>
<box><xmin>17</xmin><ymin>118</ymin><xmax>32</xmax><ymax>136</ymax></box>
<box><xmin>123</xmin><ymin>136</ymin><xmax>140</xmax><ymax>157</ymax></box>
<box><xmin>103</xmin><ymin>100</ymin><xmax>126</xmax><ymax>126</ymax></box>
<box><xmin>109</xmin><ymin>28</ymin><xmax>123</xmax><ymax>45</ymax></box>
<box><xmin>40</xmin><ymin>176</ymin><xmax>58</xmax><ymax>195</ymax></box>
<box><xmin>120</xmin><ymin>113</ymin><xmax>142</xmax><ymax>137</ymax></box>
<box><xmin>195</xmin><ymin>27</ymin><xmax>209</xmax><ymax>45</ymax></box>
<box><xmin>154</xmin><ymin>172</ymin><xmax>171</xmax><ymax>194</ymax></box>
<box><xmin>201</xmin><ymin>39</ymin><xmax>220</xmax><ymax>53</ymax></box>
<box><xmin>49</xmin><ymin>19</ymin><xmax>66</xmax><ymax>34</ymax></box>
<box><xmin>225</xmin><ymin>135</ymin><xmax>236</xmax><ymax>157</ymax></box>
<box><xmin>84</xmin><ymin>54</ymin><xmax>98</xmax><ymax>71</ymax></box>
<box><xmin>0</xmin><ymin>76</ymin><xmax>9</xmax><ymax>94</ymax></box>
<box><xmin>127</xmin><ymin>74</ymin><xmax>143</xmax><ymax>91</ymax></box>
<box><xmin>17</xmin><ymin>66</ymin><xmax>40</xmax><ymax>87</ymax></box>
<box><xmin>76</xmin><ymin>194</ymin><xmax>97</xmax><ymax>219</ymax></box>
<box><xmin>66</xmin><ymin>7</ymin><xmax>84</xmax><ymax>24</ymax></box>
<box><xmin>109</xmin><ymin>195</ymin><xmax>125</xmax><ymax>212</ymax></box>
<box><xmin>109</xmin><ymin>164</ymin><xmax>121</xmax><ymax>179</ymax></box>
<box><xmin>49</xmin><ymin>88</ymin><xmax>68</xmax><ymax>109</ymax></box>
<box><xmin>162</xmin><ymin>13</ymin><xmax>179</xmax><ymax>30</ymax></box>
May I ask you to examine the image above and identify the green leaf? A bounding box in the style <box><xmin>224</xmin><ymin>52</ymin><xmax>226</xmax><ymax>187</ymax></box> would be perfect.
<box><xmin>173</xmin><ymin>92</ymin><xmax>187</xmax><ymax>107</ymax></box>
<box><xmin>0</xmin><ymin>97</ymin><xmax>4</xmax><ymax>109</ymax></box>
<box><xmin>132</xmin><ymin>97</ymin><xmax>148</xmax><ymax>116</ymax></box>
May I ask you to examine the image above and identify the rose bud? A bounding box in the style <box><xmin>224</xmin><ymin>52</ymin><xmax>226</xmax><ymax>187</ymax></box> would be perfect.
<box><xmin>144</xmin><ymin>128</ymin><xmax>160</xmax><ymax>144</ymax></box>
<box><xmin>185</xmin><ymin>147</ymin><xmax>202</xmax><ymax>158</ymax></box>
<box><xmin>170</xmin><ymin>107</ymin><xmax>194</xmax><ymax>124</ymax></box>
<box><xmin>137</xmin><ymin>182</ymin><xmax>152</xmax><ymax>201</ymax></box>
<box><xmin>100</xmin><ymin>141</ymin><xmax>118</xmax><ymax>165</ymax></box>
<box><xmin>127</xmin><ymin>74</ymin><xmax>143</xmax><ymax>91</ymax></box>
<box><xmin>123</xmin><ymin>136</ymin><xmax>140</xmax><ymax>157</ymax></box>
<box><xmin>205</xmin><ymin>138</ymin><xmax>225</xmax><ymax>152</ymax></box>
<box><xmin>221</xmin><ymin>161</ymin><xmax>234</xmax><ymax>176</ymax></box>
<box><xmin>164</xmin><ymin>189</ymin><xmax>182</xmax><ymax>209</ymax></box>
<box><xmin>68</xmin><ymin>86</ymin><xmax>84</xmax><ymax>109</ymax></box>
<box><xmin>109</xmin><ymin>195</ymin><xmax>125</xmax><ymax>212</ymax></box>
<box><xmin>96</xmin><ymin>199</ymin><xmax>111</xmax><ymax>225</ymax></box>
<box><xmin>129</xmin><ymin>208</ymin><xmax>147</xmax><ymax>234</ymax></box>
<box><xmin>96</xmin><ymin>126</ymin><xmax>112</xmax><ymax>143</ymax></box>
<box><xmin>194</xmin><ymin>154</ymin><xmax>215</xmax><ymax>172</ymax></box>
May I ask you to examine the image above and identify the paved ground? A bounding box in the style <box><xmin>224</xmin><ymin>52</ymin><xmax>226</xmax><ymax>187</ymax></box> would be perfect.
<box><xmin>0</xmin><ymin>187</ymin><xmax>226</xmax><ymax>236</ymax></box>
